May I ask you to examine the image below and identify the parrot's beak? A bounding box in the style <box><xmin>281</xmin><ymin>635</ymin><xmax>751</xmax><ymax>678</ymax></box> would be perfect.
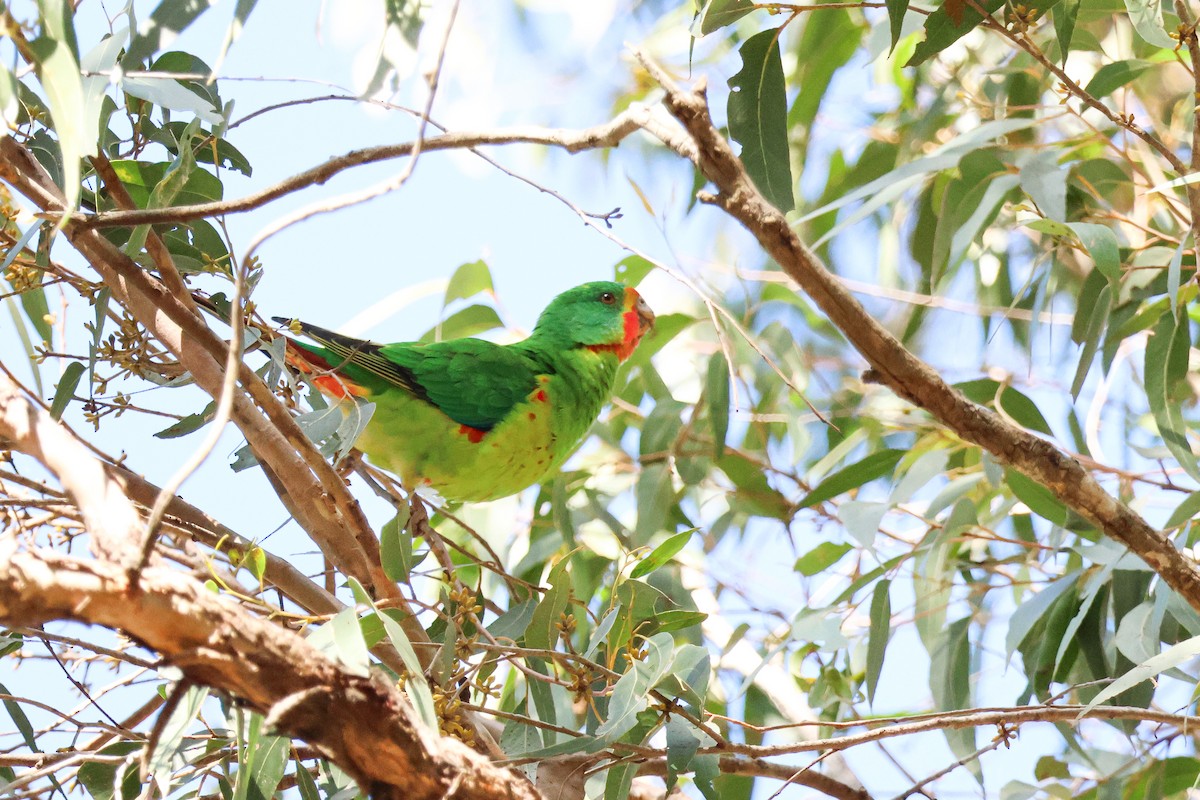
<box><xmin>631</xmin><ymin>291</ymin><xmax>655</xmax><ymax>335</ymax></box>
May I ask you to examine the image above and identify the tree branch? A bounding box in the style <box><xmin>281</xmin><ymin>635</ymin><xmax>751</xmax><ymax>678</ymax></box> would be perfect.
<box><xmin>630</xmin><ymin>49</ymin><xmax>1200</xmax><ymax>614</ymax></box>
<box><xmin>0</xmin><ymin>547</ymin><xmax>540</xmax><ymax>800</ymax></box>
<box><xmin>70</xmin><ymin>107</ymin><xmax>688</xmax><ymax>229</ymax></box>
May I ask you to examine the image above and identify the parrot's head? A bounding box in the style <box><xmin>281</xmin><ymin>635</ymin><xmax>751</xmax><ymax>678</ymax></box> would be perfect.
<box><xmin>534</xmin><ymin>281</ymin><xmax>655</xmax><ymax>362</ymax></box>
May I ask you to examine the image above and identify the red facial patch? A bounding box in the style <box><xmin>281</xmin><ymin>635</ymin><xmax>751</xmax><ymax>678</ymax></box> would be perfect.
<box><xmin>534</xmin><ymin>389</ymin><xmax>547</xmax><ymax>402</ymax></box>
<box><xmin>459</xmin><ymin>424</ymin><xmax>486</xmax><ymax>444</ymax></box>
<box><xmin>585</xmin><ymin>309</ymin><xmax>644</xmax><ymax>361</ymax></box>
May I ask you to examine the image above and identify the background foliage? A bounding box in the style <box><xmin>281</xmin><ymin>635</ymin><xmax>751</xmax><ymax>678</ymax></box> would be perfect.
<box><xmin>2</xmin><ymin>0</ymin><xmax>1200</xmax><ymax>798</ymax></box>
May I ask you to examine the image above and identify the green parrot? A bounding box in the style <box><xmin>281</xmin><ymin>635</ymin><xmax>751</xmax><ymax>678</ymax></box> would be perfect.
<box><xmin>275</xmin><ymin>281</ymin><xmax>655</xmax><ymax>502</ymax></box>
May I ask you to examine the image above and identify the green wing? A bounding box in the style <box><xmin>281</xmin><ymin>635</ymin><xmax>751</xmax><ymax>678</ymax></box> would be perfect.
<box><xmin>283</xmin><ymin>320</ymin><xmax>541</xmax><ymax>430</ymax></box>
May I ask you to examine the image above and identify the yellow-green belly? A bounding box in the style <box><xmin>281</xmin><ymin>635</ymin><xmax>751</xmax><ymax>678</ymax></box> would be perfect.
<box><xmin>352</xmin><ymin>388</ymin><xmax>566</xmax><ymax>502</ymax></box>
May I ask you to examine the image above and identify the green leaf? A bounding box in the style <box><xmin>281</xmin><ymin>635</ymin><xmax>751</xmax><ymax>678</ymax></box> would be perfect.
<box><xmin>1070</xmin><ymin>283</ymin><xmax>1111</xmax><ymax>399</ymax></box>
<box><xmin>154</xmin><ymin>400</ymin><xmax>216</xmax><ymax>439</ymax></box>
<box><xmin>596</xmin><ymin>668</ymin><xmax>648</xmax><ymax>741</ymax></box>
<box><xmin>1005</xmin><ymin>574</ymin><xmax>1078</xmax><ymax>657</ymax></box>
<box><xmin>107</xmin><ymin>160</ymin><xmax>223</xmax><ymax>209</ymax></box>
<box><xmin>379</xmin><ymin>507</ymin><xmax>416</xmax><ymax>583</ymax></box>
<box><xmin>604</xmin><ymin>762</ymin><xmax>639</xmax><ymax>800</ymax></box>
<box><xmin>123</xmin><ymin>53</ymin><xmax>222</xmax><ymax>123</ymax></box>
<box><xmin>728</xmin><ymin>29</ymin><xmax>795</xmax><ymax>212</ymax></box>
<box><xmin>1146</xmin><ymin>310</ymin><xmax>1200</xmax><ymax>481</ymax></box>
<box><xmin>77</xmin><ymin>743</ymin><xmax>142</xmax><ymax>800</ymax></box>
<box><xmin>30</xmin><ymin>0</ymin><xmax>89</xmax><ymax>216</ymax></box>
<box><xmin>0</xmin><ymin>682</ymin><xmax>39</xmax><ymax>752</ymax></box>
<box><xmin>665</xmin><ymin>715</ymin><xmax>700</xmax><ymax>791</ymax></box>
<box><xmin>1082</xmin><ymin>633</ymin><xmax>1200</xmax><ymax>716</ymax></box>
<box><xmin>794</xmin><ymin>541</ymin><xmax>852</xmax><ymax>576</ymax></box>
<box><xmin>630</xmin><ymin>529</ymin><xmax>693</xmax><ymax>579</ymax></box>
<box><xmin>0</xmin><ymin>65</ymin><xmax>20</xmax><ymax>128</ymax></box>
<box><xmin>49</xmin><ymin>361</ymin><xmax>86</xmax><ymax>420</ymax></box>
<box><xmin>839</xmin><ymin>500</ymin><xmax>888</xmax><ymax>547</ymax></box>
<box><xmin>866</xmin><ymin>578</ymin><xmax>892</xmax><ymax>705</ymax></box>
<box><xmin>422</xmin><ymin>303</ymin><xmax>503</xmax><ymax>343</ymax></box>
<box><xmin>1165</xmin><ymin>491</ymin><xmax>1200</xmax><ymax>529</ymax></box>
<box><xmin>706</xmin><ymin>352</ymin><xmax>730</xmax><ymax>458</ymax></box>
<box><xmin>929</xmin><ymin>617</ymin><xmax>978</xmax><ymax>776</ymax></box>
<box><xmin>635</xmin><ymin>463</ymin><xmax>675</xmax><ymax>544</ymax></box>
<box><xmin>788</xmin><ymin>11</ymin><xmax>860</xmax><ymax>133</ymax></box>
<box><xmin>488</xmin><ymin>599</ymin><xmax>538</xmax><ymax>643</ymax></box>
<box><xmin>954</xmin><ymin>379</ymin><xmax>1054</xmax><ymax>436</ymax></box>
<box><xmin>1006</xmin><ymin>469</ymin><xmax>1091</xmax><ymax>531</ymax></box>
<box><xmin>698</xmin><ymin>0</ymin><xmax>753</xmax><ymax>34</ymax></box>
<box><xmin>1068</xmin><ymin>222</ymin><xmax>1122</xmax><ymax>284</ymax></box>
<box><xmin>798</xmin><ymin>448</ymin><xmax>907</xmax><ymax>508</ymax></box>
<box><xmin>890</xmin><ymin>449</ymin><xmax>949</xmax><ymax>505</ymax></box>
<box><xmin>1019</xmin><ymin>151</ymin><xmax>1067</xmax><ymax>222</ymax></box>
<box><xmin>907</xmin><ymin>0</ymin><xmax>1005</xmax><ymax>67</ymax></box>
<box><xmin>887</xmin><ymin>0</ymin><xmax>910</xmax><ymax>51</ymax></box>
<box><xmin>1169</xmin><ymin>234</ymin><xmax>1189</xmax><ymax>319</ymax></box>
<box><xmin>346</xmin><ymin>578</ymin><xmax>437</xmax><ymax>731</ymax></box>
<box><xmin>614</xmin><ymin>254</ymin><xmax>654</xmax><ymax>286</ymax></box>
<box><xmin>1053</xmin><ymin>0</ymin><xmax>1081</xmax><ymax>60</ymax></box>
<box><xmin>443</xmin><ymin>260</ymin><xmax>493</xmax><ymax>307</ymax></box>
<box><xmin>653</xmin><ymin>610</ymin><xmax>708</xmax><ymax>632</ymax></box>
<box><xmin>125</xmin><ymin>2</ymin><xmax>218</xmax><ymax>65</ymax></box>
<box><xmin>1084</xmin><ymin>59</ymin><xmax>1154</xmax><ymax>98</ymax></box>
<box><xmin>329</xmin><ymin>608</ymin><xmax>371</xmax><ymax>677</ymax></box>
<box><xmin>147</xmin><ymin>684</ymin><xmax>208</xmax><ymax>797</ymax></box>
<box><xmin>1123</xmin><ymin>0</ymin><xmax>1176</xmax><ymax>48</ymax></box>
<box><xmin>294</xmin><ymin>756</ymin><xmax>322</xmax><ymax>800</ymax></box>
<box><xmin>527</xmin><ymin>559</ymin><xmax>571</xmax><ymax>651</ymax></box>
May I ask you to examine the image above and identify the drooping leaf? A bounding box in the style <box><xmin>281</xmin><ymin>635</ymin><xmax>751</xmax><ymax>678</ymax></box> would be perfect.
<box><xmin>30</xmin><ymin>0</ymin><xmax>90</xmax><ymax>216</ymax></box>
<box><xmin>907</xmin><ymin>0</ymin><xmax>1005</xmax><ymax>67</ymax></box>
<box><xmin>698</xmin><ymin>0</ymin><xmax>754</xmax><ymax>34</ymax></box>
<box><xmin>887</xmin><ymin>0</ymin><xmax>910</xmax><ymax>51</ymax></box>
<box><xmin>728</xmin><ymin>29</ymin><xmax>795</xmax><ymax>212</ymax></box>
<box><xmin>1053</xmin><ymin>0</ymin><xmax>1081</xmax><ymax>60</ymax></box>
<box><xmin>866</xmin><ymin>578</ymin><xmax>892</xmax><ymax>705</ymax></box>
<box><xmin>1145</xmin><ymin>310</ymin><xmax>1200</xmax><ymax>481</ymax></box>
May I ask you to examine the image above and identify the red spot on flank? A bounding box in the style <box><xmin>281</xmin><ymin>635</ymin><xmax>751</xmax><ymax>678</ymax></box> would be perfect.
<box><xmin>458</xmin><ymin>425</ymin><xmax>486</xmax><ymax>444</ymax></box>
<box><xmin>534</xmin><ymin>389</ymin><xmax>548</xmax><ymax>402</ymax></box>
<box><xmin>528</xmin><ymin>412</ymin><xmax>537</xmax><ymax>420</ymax></box>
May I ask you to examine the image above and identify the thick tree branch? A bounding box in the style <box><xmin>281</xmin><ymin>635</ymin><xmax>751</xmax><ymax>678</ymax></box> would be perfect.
<box><xmin>631</xmin><ymin>50</ymin><xmax>1200</xmax><ymax>613</ymax></box>
<box><xmin>0</xmin><ymin>548</ymin><xmax>540</xmax><ymax>800</ymax></box>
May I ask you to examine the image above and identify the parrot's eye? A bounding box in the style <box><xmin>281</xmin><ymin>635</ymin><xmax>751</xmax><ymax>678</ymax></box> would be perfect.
<box><xmin>600</xmin><ymin>291</ymin><xmax>617</xmax><ymax>305</ymax></box>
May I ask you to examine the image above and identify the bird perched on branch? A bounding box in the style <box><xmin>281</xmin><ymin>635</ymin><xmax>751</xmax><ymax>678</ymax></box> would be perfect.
<box><xmin>275</xmin><ymin>281</ymin><xmax>655</xmax><ymax>502</ymax></box>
